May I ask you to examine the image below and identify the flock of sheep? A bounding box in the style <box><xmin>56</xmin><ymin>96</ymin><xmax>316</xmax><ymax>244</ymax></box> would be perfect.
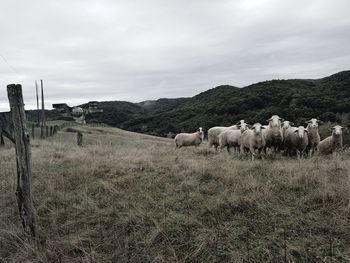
<box><xmin>174</xmin><ymin>115</ymin><xmax>346</xmax><ymax>160</ymax></box>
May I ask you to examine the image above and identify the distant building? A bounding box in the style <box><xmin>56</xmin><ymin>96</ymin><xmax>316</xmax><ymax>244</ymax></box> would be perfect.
<box><xmin>52</xmin><ymin>101</ymin><xmax>103</xmax><ymax>124</ymax></box>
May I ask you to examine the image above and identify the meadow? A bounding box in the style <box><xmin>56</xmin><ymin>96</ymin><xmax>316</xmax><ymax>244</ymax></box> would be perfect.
<box><xmin>0</xmin><ymin>125</ymin><xmax>349</xmax><ymax>262</ymax></box>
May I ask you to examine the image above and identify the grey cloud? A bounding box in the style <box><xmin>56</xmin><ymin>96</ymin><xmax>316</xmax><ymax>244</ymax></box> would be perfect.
<box><xmin>0</xmin><ymin>0</ymin><xmax>349</xmax><ymax>111</ymax></box>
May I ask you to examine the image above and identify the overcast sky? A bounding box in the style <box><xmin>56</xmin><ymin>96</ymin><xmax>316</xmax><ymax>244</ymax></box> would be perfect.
<box><xmin>0</xmin><ymin>0</ymin><xmax>349</xmax><ymax>111</ymax></box>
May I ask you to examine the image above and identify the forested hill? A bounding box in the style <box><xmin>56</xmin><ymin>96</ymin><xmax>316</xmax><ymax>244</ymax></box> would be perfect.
<box><xmin>26</xmin><ymin>71</ymin><xmax>350</xmax><ymax>137</ymax></box>
<box><xmin>84</xmin><ymin>71</ymin><xmax>350</xmax><ymax>136</ymax></box>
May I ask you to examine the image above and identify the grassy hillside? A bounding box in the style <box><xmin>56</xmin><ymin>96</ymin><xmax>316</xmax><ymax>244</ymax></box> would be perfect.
<box><xmin>0</xmin><ymin>126</ymin><xmax>349</xmax><ymax>262</ymax></box>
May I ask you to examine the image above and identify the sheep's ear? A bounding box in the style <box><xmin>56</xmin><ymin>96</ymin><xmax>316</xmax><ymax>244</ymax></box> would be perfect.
<box><xmin>261</xmin><ymin>126</ymin><xmax>266</xmax><ymax>129</ymax></box>
<box><xmin>304</xmin><ymin>130</ymin><xmax>309</xmax><ymax>133</ymax></box>
<box><xmin>280</xmin><ymin>118</ymin><xmax>285</xmax><ymax>122</ymax></box>
<box><xmin>290</xmin><ymin>122</ymin><xmax>294</xmax><ymax>126</ymax></box>
<box><xmin>305</xmin><ymin>121</ymin><xmax>310</xmax><ymax>124</ymax></box>
<box><xmin>317</xmin><ymin>120</ymin><xmax>323</xmax><ymax>124</ymax></box>
<box><xmin>294</xmin><ymin>129</ymin><xmax>298</xmax><ymax>133</ymax></box>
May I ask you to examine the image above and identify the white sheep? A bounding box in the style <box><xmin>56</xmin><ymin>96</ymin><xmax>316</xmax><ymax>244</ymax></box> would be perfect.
<box><xmin>240</xmin><ymin>123</ymin><xmax>266</xmax><ymax>160</ymax></box>
<box><xmin>282</xmin><ymin>120</ymin><xmax>294</xmax><ymax>138</ymax></box>
<box><xmin>208</xmin><ymin>120</ymin><xmax>246</xmax><ymax>150</ymax></box>
<box><xmin>284</xmin><ymin>126</ymin><xmax>309</xmax><ymax>159</ymax></box>
<box><xmin>317</xmin><ymin>125</ymin><xmax>345</xmax><ymax>155</ymax></box>
<box><xmin>218</xmin><ymin>122</ymin><xmax>249</xmax><ymax>153</ymax></box>
<box><xmin>306</xmin><ymin>118</ymin><xmax>321</xmax><ymax>156</ymax></box>
<box><xmin>263</xmin><ymin>115</ymin><xmax>284</xmax><ymax>155</ymax></box>
<box><xmin>174</xmin><ymin>127</ymin><xmax>204</xmax><ymax>148</ymax></box>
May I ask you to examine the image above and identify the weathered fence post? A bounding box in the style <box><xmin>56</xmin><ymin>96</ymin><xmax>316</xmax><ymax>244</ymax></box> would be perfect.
<box><xmin>40</xmin><ymin>80</ymin><xmax>45</xmax><ymax>139</ymax></box>
<box><xmin>0</xmin><ymin>131</ymin><xmax>4</xmax><ymax>146</ymax></box>
<box><xmin>50</xmin><ymin>126</ymin><xmax>53</xmax><ymax>137</ymax></box>
<box><xmin>77</xmin><ymin>132</ymin><xmax>83</xmax><ymax>146</ymax></box>
<box><xmin>31</xmin><ymin>123</ymin><xmax>35</xmax><ymax>139</ymax></box>
<box><xmin>40</xmin><ymin>125</ymin><xmax>44</xmax><ymax>139</ymax></box>
<box><xmin>7</xmin><ymin>84</ymin><xmax>37</xmax><ymax>238</ymax></box>
<box><xmin>35</xmin><ymin>80</ymin><xmax>40</xmax><ymax>127</ymax></box>
<box><xmin>45</xmin><ymin>126</ymin><xmax>49</xmax><ymax>138</ymax></box>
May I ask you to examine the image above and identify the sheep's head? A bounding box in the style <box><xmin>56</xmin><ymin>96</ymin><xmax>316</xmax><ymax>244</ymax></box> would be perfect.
<box><xmin>239</xmin><ymin>122</ymin><xmax>249</xmax><ymax>133</ymax></box>
<box><xmin>331</xmin><ymin>125</ymin><xmax>345</xmax><ymax>136</ymax></box>
<box><xmin>267</xmin><ymin>115</ymin><xmax>284</xmax><ymax>128</ymax></box>
<box><xmin>294</xmin><ymin>126</ymin><xmax>308</xmax><ymax>139</ymax></box>
<box><xmin>306</xmin><ymin>118</ymin><xmax>322</xmax><ymax>129</ymax></box>
<box><xmin>236</xmin><ymin>119</ymin><xmax>246</xmax><ymax>125</ymax></box>
<box><xmin>198</xmin><ymin>127</ymin><xmax>204</xmax><ymax>141</ymax></box>
<box><xmin>252</xmin><ymin>123</ymin><xmax>264</xmax><ymax>134</ymax></box>
<box><xmin>282</xmin><ymin>121</ymin><xmax>294</xmax><ymax>130</ymax></box>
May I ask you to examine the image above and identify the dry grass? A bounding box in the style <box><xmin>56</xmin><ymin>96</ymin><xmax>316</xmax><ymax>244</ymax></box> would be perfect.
<box><xmin>0</xmin><ymin>126</ymin><xmax>350</xmax><ymax>262</ymax></box>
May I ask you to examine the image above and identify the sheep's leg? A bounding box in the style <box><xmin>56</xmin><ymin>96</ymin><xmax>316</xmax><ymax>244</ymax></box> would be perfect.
<box><xmin>332</xmin><ymin>151</ymin><xmax>338</xmax><ymax>158</ymax></box>
<box><xmin>218</xmin><ymin>145</ymin><xmax>223</xmax><ymax>153</ymax></box>
<box><xmin>275</xmin><ymin>147</ymin><xmax>278</xmax><ymax>158</ymax></box>
<box><xmin>240</xmin><ymin>145</ymin><xmax>244</xmax><ymax>156</ymax></box>
<box><xmin>271</xmin><ymin>146</ymin><xmax>275</xmax><ymax>158</ymax></box>
<box><xmin>297</xmin><ymin>150</ymin><xmax>301</xmax><ymax>160</ymax></box>
<box><xmin>308</xmin><ymin>147</ymin><xmax>314</xmax><ymax>158</ymax></box>
<box><xmin>286</xmin><ymin>149</ymin><xmax>290</xmax><ymax>157</ymax></box>
<box><xmin>227</xmin><ymin>146</ymin><xmax>231</xmax><ymax>153</ymax></box>
<box><xmin>250</xmin><ymin>147</ymin><xmax>255</xmax><ymax>161</ymax></box>
<box><xmin>213</xmin><ymin>144</ymin><xmax>218</xmax><ymax>152</ymax></box>
<box><xmin>259</xmin><ymin>149</ymin><xmax>264</xmax><ymax>160</ymax></box>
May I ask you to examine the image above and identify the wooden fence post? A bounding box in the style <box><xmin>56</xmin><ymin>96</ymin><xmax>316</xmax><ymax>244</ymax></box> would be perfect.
<box><xmin>77</xmin><ymin>132</ymin><xmax>83</xmax><ymax>146</ymax></box>
<box><xmin>31</xmin><ymin>123</ymin><xmax>35</xmax><ymax>139</ymax></box>
<box><xmin>40</xmin><ymin>125</ymin><xmax>44</xmax><ymax>139</ymax></box>
<box><xmin>0</xmin><ymin>131</ymin><xmax>4</xmax><ymax>146</ymax></box>
<box><xmin>35</xmin><ymin>80</ymin><xmax>40</xmax><ymax>127</ymax></box>
<box><xmin>45</xmin><ymin>126</ymin><xmax>49</xmax><ymax>138</ymax></box>
<box><xmin>50</xmin><ymin>126</ymin><xmax>53</xmax><ymax>136</ymax></box>
<box><xmin>7</xmin><ymin>84</ymin><xmax>37</xmax><ymax>238</ymax></box>
<box><xmin>40</xmin><ymin>80</ymin><xmax>45</xmax><ymax>138</ymax></box>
